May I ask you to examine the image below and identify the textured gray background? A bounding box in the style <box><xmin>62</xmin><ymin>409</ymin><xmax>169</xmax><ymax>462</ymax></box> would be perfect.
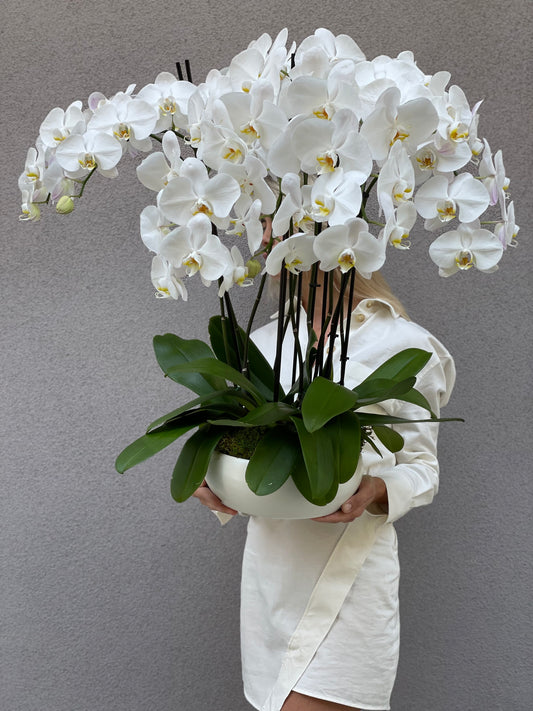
<box><xmin>2</xmin><ymin>1</ymin><xmax>532</xmax><ymax>709</ymax></box>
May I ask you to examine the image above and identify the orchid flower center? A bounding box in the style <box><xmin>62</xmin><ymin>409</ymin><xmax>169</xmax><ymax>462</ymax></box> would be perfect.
<box><xmin>240</xmin><ymin>123</ymin><xmax>260</xmax><ymax>140</ymax></box>
<box><xmin>78</xmin><ymin>153</ymin><xmax>97</xmax><ymax>170</ymax></box>
<box><xmin>389</xmin><ymin>227</ymin><xmax>411</xmax><ymax>250</ymax></box>
<box><xmin>114</xmin><ymin>123</ymin><xmax>131</xmax><ymax>141</ymax></box>
<box><xmin>222</xmin><ymin>144</ymin><xmax>243</xmax><ymax>163</ymax></box>
<box><xmin>436</xmin><ymin>199</ymin><xmax>456</xmax><ymax>222</ymax></box>
<box><xmin>316</xmin><ymin>152</ymin><xmax>338</xmax><ymax>173</ymax></box>
<box><xmin>455</xmin><ymin>250</ymin><xmax>474</xmax><ymax>270</ymax></box>
<box><xmin>183</xmin><ymin>252</ymin><xmax>202</xmax><ymax>275</ymax></box>
<box><xmin>416</xmin><ymin>147</ymin><xmax>437</xmax><ymax>171</ymax></box>
<box><xmin>313</xmin><ymin>198</ymin><xmax>331</xmax><ymax>217</ymax></box>
<box><xmin>160</xmin><ymin>98</ymin><xmax>176</xmax><ymax>116</ymax></box>
<box><xmin>313</xmin><ymin>104</ymin><xmax>332</xmax><ymax>120</ymax></box>
<box><xmin>391</xmin><ymin>126</ymin><xmax>409</xmax><ymax>145</ymax></box>
<box><xmin>393</xmin><ymin>180</ymin><xmax>413</xmax><ymax>203</ymax></box>
<box><xmin>449</xmin><ymin>123</ymin><xmax>469</xmax><ymax>142</ymax></box>
<box><xmin>337</xmin><ymin>249</ymin><xmax>356</xmax><ymax>272</ymax></box>
<box><xmin>193</xmin><ymin>200</ymin><xmax>213</xmax><ymax>217</ymax></box>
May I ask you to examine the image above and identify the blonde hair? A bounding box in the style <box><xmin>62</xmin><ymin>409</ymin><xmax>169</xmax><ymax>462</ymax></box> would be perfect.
<box><xmin>333</xmin><ymin>269</ymin><xmax>409</xmax><ymax>320</ymax></box>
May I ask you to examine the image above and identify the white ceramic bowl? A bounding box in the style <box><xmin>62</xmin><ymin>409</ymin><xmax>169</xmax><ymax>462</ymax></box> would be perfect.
<box><xmin>205</xmin><ymin>451</ymin><xmax>362</xmax><ymax>519</ymax></box>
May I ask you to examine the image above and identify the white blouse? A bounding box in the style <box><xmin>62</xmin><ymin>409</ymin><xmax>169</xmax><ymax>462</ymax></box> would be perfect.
<box><xmin>216</xmin><ymin>299</ymin><xmax>456</xmax><ymax>711</ymax></box>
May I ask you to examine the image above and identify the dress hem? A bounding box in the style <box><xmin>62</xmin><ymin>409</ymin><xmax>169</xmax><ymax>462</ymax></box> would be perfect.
<box><xmin>243</xmin><ymin>685</ymin><xmax>390</xmax><ymax>711</ymax></box>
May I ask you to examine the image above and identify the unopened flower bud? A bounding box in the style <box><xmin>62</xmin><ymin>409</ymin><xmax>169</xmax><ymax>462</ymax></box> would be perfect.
<box><xmin>245</xmin><ymin>258</ymin><xmax>262</xmax><ymax>278</ymax></box>
<box><xmin>56</xmin><ymin>196</ymin><xmax>75</xmax><ymax>214</ymax></box>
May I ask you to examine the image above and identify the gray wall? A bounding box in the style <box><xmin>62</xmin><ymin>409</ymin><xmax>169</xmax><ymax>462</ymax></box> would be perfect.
<box><xmin>2</xmin><ymin>1</ymin><xmax>531</xmax><ymax>709</ymax></box>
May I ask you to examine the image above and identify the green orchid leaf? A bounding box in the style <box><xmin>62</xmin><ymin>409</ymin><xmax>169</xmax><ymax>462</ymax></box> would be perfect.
<box><xmin>208</xmin><ymin>315</ymin><xmax>241</xmax><ymax>371</ymax></box>
<box><xmin>290</xmin><ymin>447</ymin><xmax>340</xmax><ymax>506</ymax></box>
<box><xmin>170</xmin><ymin>426</ymin><xmax>224</xmax><ymax>502</ymax></box>
<box><xmin>146</xmin><ymin>388</ymin><xmax>252</xmax><ymax>432</ymax></box>
<box><xmin>209</xmin><ymin>316</ymin><xmax>279</xmax><ymax>400</ymax></box>
<box><xmin>153</xmin><ymin>334</ymin><xmax>224</xmax><ymax>395</ymax></box>
<box><xmin>116</xmin><ymin>422</ymin><xmax>195</xmax><ymax>474</ymax></box>
<box><xmin>390</xmin><ymin>388</ymin><xmax>436</xmax><ymax>416</ymax></box>
<box><xmin>245</xmin><ymin>426</ymin><xmax>299</xmax><ymax>496</ymax></box>
<box><xmin>291</xmin><ymin>416</ymin><xmax>338</xmax><ymax>501</ymax></box>
<box><xmin>357</xmin><ymin>348</ymin><xmax>432</xmax><ymax>387</ymax></box>
<box><xmin>208</xmin><ymin>402</ymin><xmax>297</xmax><ymax>428</ymax></box>
<box><xmin>327</xmin><ymin>412</ymin><xmax>362</xmax><ymax>484</ymax></box>
<box><xmin>354</xmin><ymin>376</ymin><xmax>417</xmax><ymax>407</ymax></box>
<box><xmin>372</xmin><ymin>425</ymin><xmax>405</xmax><ymax>453</ymax></box>
<box><xmin>357</xmin><ymin>413</ymin><xmax>463</xmax><ymax>426</ymax></box>
<box><xmin>362</xmin><ymin>431</ymin><xmax>383</xmax><ymax>458</ymax></box>
<box><xmin>166</xmin><ymin>358</ymin><xmax>266</xmax><ymax>405</ymax></box>
<box><xmin>301</xmin><ymin>377</ymin><xmax>359</xmax><ymax>432</ymax></box>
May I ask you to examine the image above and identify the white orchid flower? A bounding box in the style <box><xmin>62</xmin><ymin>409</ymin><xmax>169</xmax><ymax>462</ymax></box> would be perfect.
<box><xmin>313</xmin><ymin>218</ymin><xmax>386</xmax><ymax>277</ymax></box>
<box><xmin>272</xmin><ymin>173</ymin><xmax>313</xmax><ymax>237</ymax></box>
<box><xmin>19</xmin><ymin>189</ymin><xmax>41</xmax><ymax>221</ymax></box>
<box><xmin>226</xmin><ymin>198</ymin><xmax>264</xmax><ymax>255</ymax></box>
<box><xmin>282</xmin><ymin>72</ymin><xmax>360</xmax><ymax>121</ymax></box>
<box><xmin>414</xmin><ymin>173</ymin><xmax>490</xmax><ymax>227</ymax></box>
<box><xmin>218</xmin><ymin>245</ymin><xmax>254</xmax><ymax>296</ymax></box>
<box><xmin>292</xmin><ymin>28</ymin><xmax>365</xmax><ymax>80</ymax></box>
<box><xmin>360</xmin><ymin>87</ymin><xmax>439</xmax><ymax>163</ymax></box>
<box><xmin>158</xmin><ymin>157</ymin><xmax>241</xmax><ymax>227</ymax></box>
<box><xmin>220</xmin><ymin>154</ymin><xmax>276</xmax><ymax>216</ymax></box>
<box><xmin>305</xmin><ymin>169</ymin><xmax>362</xmax><ymax>225</ymax></box>
<box><xmin>265</xmin><ymin>233</ymin><xmax>317</xmax><ymax>275</ymax></box>
<box><xmin>137</xmin><ymin>72</ymin><xmax>195</xmax><ymax>132</ymax></box>
<box><xmin>55</xmin><ymin>131</ymin><xmax>122</xmax><ymax>177</ymax></box>
<box><xmin>479</xmin><ymin>139</ymin><xmax>510</xmax><ymax>206</ymax></box>
<box><xmin>158</xmin><ymin>213</ymin><xmax>231</xmax><ymax>282</ymax></box>
<box><xmin>39</xmin><ymin>101</ymin><xmax>86</xmax><ymax>148</ymax></box>
<box><xmin>428</xmin><ymin>221</ymin><xmax>504</xmax><ymax>276</ymax></box>
<box><xmin>140</xmin><ymin>205</ymin><xmax>175</xmax><ymax>253</ymax></box>
<box><xmin>381</xmin><ymin>202</ymin><xmax>418</xmax><ymax>250</ymax></box>
<box><xmin>88</xmin><ymin>92</ymin><xmax>158</xmax><ymax>152</ymax></box>
<box><xmin>197</xmin><ymin>121</ymin><xmax>248</xmax><ymax>171</ymax></box>
<box><xmin>377</xmin><ymin>141</ymin><xmax>415</xmax><ymax>220</ymax></box>
<box><xmin>18</xmin><ymin>144</ymin><xmax>46</xmax><ymax>195</ymax></box>
<box><xmin>494</xmin><ymin>200</ymin><xmax>519</xmax><ymax>249</ymax></box>
<box><xmin>291</xmin><ymin>110</ymin><xmax>372</xmax><ymax>180</ymax></box>
<box><xmin>136</xmin><ymin>131</ymin><xmax>183</xmax><ymax>192</ymax></box>
<box><xmin>228</xmin><ymin>29</ymin><xmax>290</xmax><ymax>96</ymax></box>
<box><xmin>150</xmin><ymin>255</ymin><xmax>187</xmax><ymax>300</ymax></box>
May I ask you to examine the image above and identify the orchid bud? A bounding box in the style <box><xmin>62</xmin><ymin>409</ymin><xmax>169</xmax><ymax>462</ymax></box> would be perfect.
<box><xmin>56</xmin><ymin>196</ymin><xmax>75</xmax><ymax>214</ymax></box>
<box><xmin>245</xmin><ymin>258</ymin><xmax>262</xmax><ymax>278</ymax></box>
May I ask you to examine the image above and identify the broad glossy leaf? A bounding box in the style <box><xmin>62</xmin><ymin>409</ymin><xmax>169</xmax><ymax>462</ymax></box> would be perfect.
<box><xmin>146</xmin><ymin>388</ymin><xmax>251</xmax><ymax>432</ymax></box>
<box><xmin>291</xmin><ymin>416</ymin><xmax>338</xmax><ymax>501</ymax></box>
<box><xmin>245</xmin><ymin>427</ymin><xmax>298</xmax><ymax>496</ymax></box>
<box><xmin>170</xmin><ymin>426</ymin><xmax>224</xmax><ymax>502</ymax></box>
<box><xmin>327</xmin><ymin>412</ymin><xmax>362</xmax><ymax>484</ymax></box>
<box><xmin>166</xmin><ymin>358</ymin><xmax>266</xmax><ymax>405</ymax></box>
<box><xmin>290</xmin><ymin>447</ymin><xmax>340</xmax><ymax>506</ymax></box>
<box><xmin>209</xmin><ymin>316</ymin><xmax>279</xmax><ymax>400</ymax></box>
<box><xmin>372</xmin><ymin>425</ymin><xmax>404</xmax><ymax>453</ymax></box>
<box><xmin>116</xmin><ymin>423</ymin><xmax>194</xmax><ymax>474</ymax></box>
<box><xmin>354</xmin><ymin>376</ymin><xmax>417</xmax><ymax>407</ymax></box>
<box><xmin>301</xmin><ymin>377</ymin><xmax>359</xmax><ymax>432</ymax></box>
<box><xmin>391</xmin><ymin>387</ymin><xmax>436</xmax><ymax>416</ymax></box>
<box><xmin>357</xmin><ymin>348</ymin><xmax>432</xmax><ymax>386</ymax></box>
<box><xmin>153</xmin><ymin>334</ymin><xmax>224</xmax><ymax>395</ymax></box>
<box><xmin>357</xmin><ymin>413</ymin><xmax>463</xmax><ymax>426</ymax></box>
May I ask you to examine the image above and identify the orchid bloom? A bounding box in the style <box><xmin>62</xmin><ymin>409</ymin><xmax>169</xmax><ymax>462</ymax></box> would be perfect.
<box><xmin>272</xmin><ymin>173</ymin><xmax>312</xmax><ymax>237</ymax></box>
<box><xmin>136</xmin><ymin>131</ymin><xmax>183</xmax><ymax>191</ymax></box>
<box><xmin>55</xmin><ymin>131</ymin><xmax>123</xmax><ymax>177</ymax></box>
<box><xmin>414</xmin><ymin>173</ymin><xmax>490</xmax><ymax>228</ymax></box>
<box><xmin>494</xmin><ymin>200</ymin><xmax>519</xmax><ymax>249</ymax></box>
<box><xmin>381</xmin><ymin>202</ymin><xmax>418</xmax><ymax>250</ymax></box>
<box><xmin>218</xmin><ymin>246</ymin><xmax>254</xmax><ymax>296</ymax></box>
<box><xmin>479</xmin><ymin>139</ymin><xmax>510</xmax><ymax>206</ymax></box>
<box><xmin>377</xmin><ymin>141</ymin><xmax>415</xmax><ymax>220</ymax></box>
<box><xmin>150</xmin><ymin>255</ymin><xmax>188</xmax><ymax>300</ymax></box>
<box><xmin>157</xmin><ymin>157</ymin><xmax>241</xmax><ymax>227</ymax></box>
<box><xmin>313</xmin><ymin>218</ymin><xmax>386</xmax><ymax>277</ymax></box>
<box><xmin>428</xmin><ymin>221</ymin><xmax>504</xmax><ymax>276</ymax></box>
<box><xmin>158</xmin><ymin>213</ymin><xmax>231</xmax><ymax>283</ymax></box>
<box><xmin>265</xmin><ymin>233</ymin><xmax>317</xmax><ymax>275</ymax></box>
<box><xmin>88</xmin><ymin>91</ymin><xmax>158</xmax><ymax>152</ymax></box>
<box><xmin>137</xmin><ymin>72</ymin><xmax>195</xmax><ymax>133</ymax></box>
<box><xmin>140</xmin><ymin>205</ymin><xmax>174</xmax><ymax>253</ymax></box>
<box><xmin>39</xmin><ymin>101</ymin><xmax>86</xmax><ymax>148</ymax></box>
<box><xmin>304</xmin><ymin>169</ymin><xmax>362</xmax><ymax>225</ymax></box>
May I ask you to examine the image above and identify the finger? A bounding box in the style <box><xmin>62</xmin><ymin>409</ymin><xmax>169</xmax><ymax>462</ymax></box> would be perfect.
<box><xmin>195</xmin><ymin>488</ymin><xmax>238</xmax><ymax>515</ymax></box>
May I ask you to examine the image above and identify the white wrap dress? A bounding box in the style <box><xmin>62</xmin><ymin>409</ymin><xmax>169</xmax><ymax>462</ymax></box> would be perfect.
<box><xmin>217</xmin><ymin>298</ymin><xmax>456</xmax><ymax>711</ymax></box>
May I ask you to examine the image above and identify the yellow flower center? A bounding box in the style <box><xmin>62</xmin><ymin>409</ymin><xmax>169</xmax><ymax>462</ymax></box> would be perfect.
<box><xmin>314</xmin><ymin>199</ymin><xmax>330</xmax><ymax>216</ymax></box>
<box><xmin>337</xmin><ymin>250</ymin><xmax>355</xmax><ymax>271</ymax></box>
<box><xmin>241</xmin><ymin>123</ymin><xmax>259</xmax><ymax>140</ymax></box>
<box><xmin>455</xmin><ymin>250</ymin><xmax>474</xmax><ymax>270</ymax></box>
<box><xmin>317</xmin><ymin>154</ymin><xmax>336</xmax><ymax>172</ymax></box>
<box><xmin>391</xmin><ymin>127</ymin><xmax>409</xmax><ymax>145</ymax></box>
<box><xmin>223</xmin><ymin>147</ymin><xmax>243</xmax><ymax>163</ymax></box>
<box><xmin>436</xmin><ymin>199</ymin><xmax>456</xmax><ymax>222</ymax></box>
<box><xmin>193</xmin><ymin>201</ymin><xmax>213</xmax><ymax>217</ymax></box>
<box><xmin>78</xmin><ymin>153</ymin><xmax>97</xmax><ymax>170</ymax></box>
<box><xmin>114</xmin><ymin>123</ymin><xmax>131</xmax><ymax>141</ymax></box>
<box><xmin>313</xmin><ymin>106</ymin><xmax>330</xmax><ymax>120</ymax></box>
<box><xmin>160</xmin><ymin>98</ymin><xmax>176</xmax><ymax>116</ymax></box>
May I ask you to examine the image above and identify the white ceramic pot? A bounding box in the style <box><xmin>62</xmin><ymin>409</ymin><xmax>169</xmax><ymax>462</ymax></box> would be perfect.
<box><xmin>205</xmin><ymin>450</ymin><xmax>363</xmax><ymax>519</ymax></box>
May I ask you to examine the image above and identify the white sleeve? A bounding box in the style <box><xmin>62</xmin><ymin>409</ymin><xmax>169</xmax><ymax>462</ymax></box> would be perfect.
<box><xmin>376</xmin><ymin>354</ymin><xmax>456</xmax><ymax>524</ymax></box>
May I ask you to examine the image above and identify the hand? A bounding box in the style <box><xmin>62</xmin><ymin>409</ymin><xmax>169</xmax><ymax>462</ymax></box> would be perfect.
<box><xmin>311</xmin><ymin>475</ymin><xmax>388</xmax><ymax>523</ymax></box>
<box><xmin>192</xmin><ymin>480</ymin><xmax>238</xmax><ymax>517</ymax></box>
